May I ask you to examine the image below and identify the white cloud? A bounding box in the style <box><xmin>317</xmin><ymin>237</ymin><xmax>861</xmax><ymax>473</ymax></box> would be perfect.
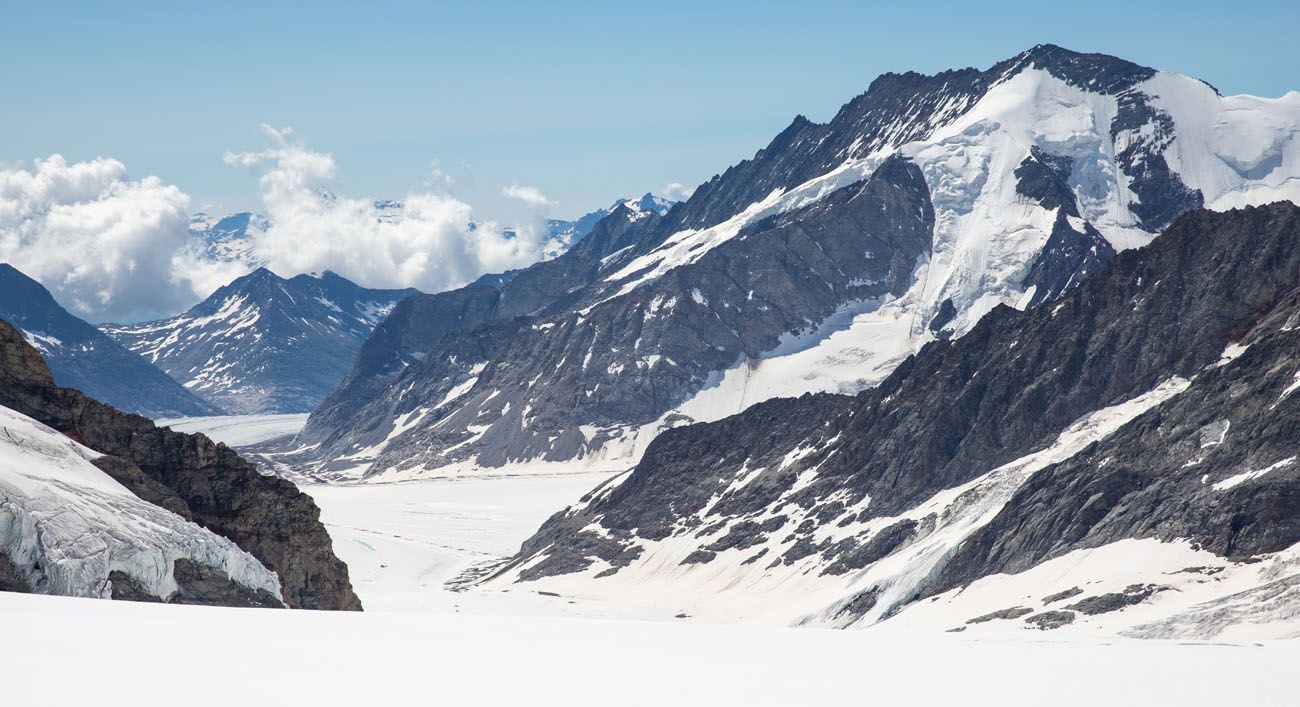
<box><xmin>501</xmin><ymin>183</ymin><xmax>556</xmax><ymax>209</ymax></box>
<box><xmin>0</xmin><ymin>155</ymin><xmax>195</xmax><ymax>322</ymax></box>
<box><xmin>2</xmin><ymin>129</ymin><xmax>559</xmax><ymax>323</ymax></box>
<box><xmin>660</xmin><ymin>182</ymin><xmax>696</xmax><ymax>202</ymax></box>
<box><xmin>223</xmin><ymin>125</ymin><xmax>548</xmax><ymax>295</ymax></box>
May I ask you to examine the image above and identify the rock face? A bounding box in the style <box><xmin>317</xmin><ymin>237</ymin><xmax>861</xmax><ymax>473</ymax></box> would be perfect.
<box><xmin>0</xmin><ymin>263</ymin><xmax>219</xmax><ymax>417</ymax></box>
<box><xmin>104</xmin><ymin>268</ymin><xmax>419</xmax><ymax>414</ymax></box>
<box><xmin>0</xmin><ymin>394</ymin><xmax>284</xmax><ymax>607</ymax></box>
<box><xmin>107</xmin><ymin>559</ymin><xmax>282</xmax><ymax>608</ymax></box>
<box><xmin>0</xmin><ymin>319</ymin><xmax>361</xmax><ymax>610</ymax></box>
<box><xmin>481</xmin><ymin>204</ymin><xmax>1300</xmax><ymax>636</ymax></box>
<box><xmin>290</xmin><ymin>44</ymin><xmax>1300</xmax><ymax>480</ymax></box>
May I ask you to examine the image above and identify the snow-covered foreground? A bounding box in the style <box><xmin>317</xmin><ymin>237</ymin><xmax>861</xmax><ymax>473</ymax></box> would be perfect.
<box><xmin>302</xmin><ymin>471</ymin><xmax>616</xmax><ymax>613</ymax></box>
<box><xmin>156</xmin><ymin>413</ymin><xmax>309</xmax><ymax>447</ymax></box>
<box><xmin>2</xmin><ymin>591</ymin><xmax>1295</xmax><ymax>707</ymax></box>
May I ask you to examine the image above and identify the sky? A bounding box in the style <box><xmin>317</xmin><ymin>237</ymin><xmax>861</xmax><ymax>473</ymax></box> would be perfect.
<box><xmin>0</xmin><ymin>0</ymin><xmax>1297</xmax><ymax>321</ymax></box>
<box><xmin>4</xmin><ymin>0</ymin><xmax>1297</xmax><ymax>220</ymax></box>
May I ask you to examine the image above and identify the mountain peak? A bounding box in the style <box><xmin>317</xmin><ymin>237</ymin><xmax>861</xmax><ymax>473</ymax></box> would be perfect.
<box><xmin>997</xmin><ymin>43</ymin><xmax>1157</xmax><ymax>94</ymax></box>
<box><xmin>242</xmin><ymin>266</ymin><xmax>282</xmax><ymax>282</ymax></box>
<box><xmin>107</xmin><ymin>268</ymin><xmax>419</xmax><ymax>414</ymax></box>
<box><xmin>0</xmin><ymin>263</ymin><xmax>220</xmax><ymax>416</ymax></box>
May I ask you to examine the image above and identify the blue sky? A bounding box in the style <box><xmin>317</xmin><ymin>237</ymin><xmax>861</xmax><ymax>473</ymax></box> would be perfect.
<box><xmin>2</xmin><ymin>0</ymin><xmax>1297</xmax><ymax>222</ymax></box>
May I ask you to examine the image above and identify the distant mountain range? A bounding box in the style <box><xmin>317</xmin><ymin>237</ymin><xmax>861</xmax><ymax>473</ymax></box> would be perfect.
<box><xmin>189</xmin><ymin>192</ymin><xmax>675</xmax><ymax>271</ymax></box>
<box><xmin>0</xmin><ymin>263</ymin><xmax>218</xmax><ymax>417</ymax></box>
<box><xmin>104</xmin><ymin>268</ymin><xmax>420</xmax><ymax>415</ymax></box>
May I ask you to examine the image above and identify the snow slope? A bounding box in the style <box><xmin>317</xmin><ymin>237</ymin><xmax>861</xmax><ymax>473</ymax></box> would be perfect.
<box><xmin>477</xmin><ymin>376</ymin><xmax>1197</xmax><ymax>627</ymax></box>
<box><xmin>2</xmin><ymin>590</ymin><xmax>1295</xmax><ymax>707</ymax></box>
<box><xmin>156</xmin><ymin>413</ymin><xmax>310</xmax><ymax>447</ymax></box>
<box><xmin>0</xmin><ymin>404</ymin><xmax>282</xmax><ymax>602</ymax></box>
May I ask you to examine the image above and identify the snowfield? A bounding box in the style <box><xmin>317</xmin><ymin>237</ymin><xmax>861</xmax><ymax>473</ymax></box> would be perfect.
<box><xmin>156</xmin><ymin>413</ymin><xmax>310</xmax><ymax>447</ymax></box>
<box><xmin>302</xmin><ymin>471</ymin><xmax>615</xmax><ymax>613</ymax></box>
<box><xmin>1</xmin><ymin>590</ymin><xmax>1296</xmax><ymax>707</ymax></box>
<box><xmin>4</xmin><ymin>409</ymin><xmax>1299</xmax><ymax>704</ymax></box>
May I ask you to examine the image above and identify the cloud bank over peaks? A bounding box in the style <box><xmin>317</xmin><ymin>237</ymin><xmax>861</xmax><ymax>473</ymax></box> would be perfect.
<box><xmin>1</xmin><ymin>127</ymin><xmax>562</xmax><ymax>322</ymax></box>
<box><xmin>0</xmin><ymin>154</ymin><xmax>196</xmax><ymax>322</ymax></box>
<box><xmin>221</xmin><ymin>124</ymin><xmax>552</xmax><ymax>296</ymax></box>
<box><xmin>659</xmin><ymin>181</ymin><xmax>696</xmax><ymax>202</ymax></box>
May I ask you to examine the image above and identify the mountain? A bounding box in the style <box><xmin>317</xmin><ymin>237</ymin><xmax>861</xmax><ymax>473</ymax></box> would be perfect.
<box><xmin>470</xmin><ymin>194</ymin><xmax>678</xmax><ymax>291</ymax></box>
<box><xmin>287</xmin><ymin>44</ymin><xmax>1300</xmax><ymax>481</ymax></box>
<box><xmin>544</xmin><ymin>193</ymin><xmax>676</xmax><ymax>256</ymax></box>
<box><xmin>478</xmin><ymin>203</ymin><xmax>1300</xmax><ymax>639</ymax></box>
<box><xmin>0</xmin><ymin>318</ymin><xmax>360</xmax><ymax>609</ymax></box>
<box><xmin>188</xmin><ymin>211</ymin><xmax>268</xmax><ymax>270</ymax></box>
<box><xmin>104</xmin><ymin>268</ymin><xmax>420</xmax><ymax>415</ymax></box>
<box><xmin>186</xmin><ymin>194</ymin><xmax>671</xmax><ymax>272</ymax></box>
<box><xmin>0</xmin><ymin>263</ymin><xmax>219</xmax><ymax>417</ymax></box>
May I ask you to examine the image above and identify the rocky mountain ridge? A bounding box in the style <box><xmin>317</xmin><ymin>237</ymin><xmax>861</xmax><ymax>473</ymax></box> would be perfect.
<box><xmin>286</xmin><ymin>44</ymin><xmax>1300</xmax><ymax>480</ymax></box>
<box><xmin>0</xmin><ymin>263</ymin><xmax>219</xmax><ymax>418</ymax></box>
<box><xmin>476</xmin><ymin>203</ymin><xmax>1300</xmax><ymax>638</ymax></box>
<box><xmin>105</xmin><ymin>268</ymin><xmax>419</xmax><ymax>414</ymax></box>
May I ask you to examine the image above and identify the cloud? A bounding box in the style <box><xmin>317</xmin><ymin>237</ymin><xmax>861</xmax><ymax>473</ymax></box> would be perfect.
<box><xmin>660</xmin><ymin>182</ymin><xmax>696</xmax><ymax>202</ymax></box>
<box><xmin>0</xmin><ymin>154</ymin><xmax>195</xmax><ymax>322</ymax></box>
<box><xmin>223</xmin><ymin>125</ymin><xmax>548</xmax><ymax>295</ymax></box>
<box><xmin>2</xmin><ymin>129</ymin><xmax>558</xmax><ymax>323</ymax></box>
<box><xmin>501</xmin><ymin>183</ymin><xmax>556</xmax><ymax>209</ymax></box>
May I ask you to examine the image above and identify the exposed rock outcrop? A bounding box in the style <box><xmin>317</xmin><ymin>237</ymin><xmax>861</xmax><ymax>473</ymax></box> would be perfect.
<box><xmin>0</xmin><ymin>319</ymin><xmax>361</xmax><ymax>610</ymax></box>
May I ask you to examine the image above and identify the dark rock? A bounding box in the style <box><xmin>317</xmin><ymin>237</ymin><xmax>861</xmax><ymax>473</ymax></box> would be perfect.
<box><xmin>928</xmin><ymin>299</ymin><xmax>958</xmax><ymax>334</ymax></box>
<box><xmin>681</xmin><ymin>550</ymin><xmax>717</xmax><ymax>566</ymax></box>
<box><xmin>967</xmin><ymin>606</ymin><xmax>1034</xmax><ymax>624</ymax></box>
<box><xmin>1041</xmin><ymin>587</ymin><xmax>1084</xmax><ymax>604</ymax></box>
<box><xmin>823</xmin><ymin>519</ymin><xmax>918</xmax><ymax>575</ymax></box>
<box><xmin>740</xmin><ymin>548</ymin><xmax>769</xmax><ymax>566</ymax></box>
<box><xmin>1065</xmin><ymin>584</ymin><xmax>1166</xmax><ymax>615</ymax></box>
<box><xmin>0</xmin><ymin>553</ymin><xmax>32</xmax><ymax>593</ymax></box>
<box><xmin>834</xmin><ymin>587</ymin><xmax>882</xmax><ymax>620</ymax></box>
<box><xmin>108</xmin><ymin>559</ymin><xmax>282</xmax><ymax>607</ymax></box>
<box><xmin>515</xmin><ymin>529</ymin><xmax>643</xmax><ymax>582</ymax></box>
<box><xmin>1014</xmin><ymin>147</ymin><xmax>1078</xmax><ymax>214</ymax></box>
<box><xmin>1025</xmin><ymin>610</ymin><xmax>1076</xmax><ymax>630</ymax></box>
<box><xmin>90</xmin><ymin>455</ymin><xmax>192</xmax><ymax>519</ymax></box>
<box><xmin>1111</xmin><ymin>90</ymin><xmax>1204</xmax><ymax>232</ymax></box>
<box><xmin>1022</xmin><ymin>211</ymin><xmax>1115</xmax><ymax>308</ymax></box>
<box><xmin>302</xmin><ymin>155</ymin><xmax>934</xmax><ymax>476</ymax></box>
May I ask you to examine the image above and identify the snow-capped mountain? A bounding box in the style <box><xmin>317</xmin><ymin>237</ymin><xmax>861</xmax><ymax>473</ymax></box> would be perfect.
<box><xmin>544</xmin><ymin>192</ymin><xmax>676</xmax><ymax>255</ymax></box>
<box><xmin>477</xmin><ymin>203</ymin><xmax>1300</xmax><ymax>639</ymax></box>
<box><xmin>186</xmin><ymin>195</ymin><xmax>671</xmax><ymax>273</ymax></box>
<box><xmin>104</xmin><ymin>268</ymin><xmax>419</xmax><ymax>415</ymax></box>
<box><xmin>285</xmin><ymin>45</ymin><xmax>1300</xmax><ymax>481</ymax></box>
<box><xmin>0</xmin><ymin>263</ymin><xmax>219</xmax><ymax>417</ymax></box>
<box><xmin>187</xmin><ymin>211</ymin><xmax>268</xmax><ymax>269</ymax></box>
<box><xmin>0</xmin><ymin>318</ymin><xmax>359</xmax><ymax>609</ymax></box>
